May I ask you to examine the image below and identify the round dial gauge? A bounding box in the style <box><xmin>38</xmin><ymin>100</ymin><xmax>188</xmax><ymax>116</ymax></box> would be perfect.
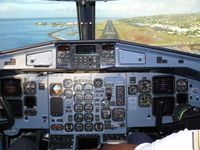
<box><xmin>74</xmin><ymin>113</ymin><xmax>83</xmax><ymax>122</ymax></box>
<box><xmin>84</xmin><ymin>83</ymin><xmax>93</xmax><ymax>92</ymax></box>
<box><xmin>177</xmin><ymin>79</ymin><xmax>188</xmax><ymax>92</ymax></box>
<box><xmin>64</xmin><ymin>89</ymin><xmax>73</xmax><ymax>98</ymax></box>
<box><xmin>84</xmin><ymin>113</ymin><xmax>94</xmax><ymax>122</ymax></box>
<box><xmin>112</xmin><ymin>108</ymin><xmax>125</xmax><ymax>121</ymax></box>
<box><xmin>74</xmin><ymin>83</ymin><xmax>83</xmax><ymax>92</ymax></box>
<box><xmin>84</xmin><ymin>93</ymin><xmax>93</xmax><ymax>102</ymax></box>
<box><xmin>24</xmin><ymin>81</ymin><xmax>36</xmax><ymax>95</ymax></box>
<box><xmin>139</xmin><ymin>80</ymin><xmax>151</xmax><ymax>93</ymax></box>
<box><xmin>84</xmin><ymin>103</ymin><xmax>93</xmax><ymax>112</ymax></box>
<box><xmin>63</xmin><ymin>79</ymin><xmax>73</xmax><ymax>88</ymax></box>
<box><xmin>65</xmin><ymin>123</ymin><xmax>73</xmax><ymax>132</ymax></box>
<box><xmin>128</xmin><ymin>85</ymin><xmax>138</xmax><ymax>95</ymax></box>
<box><xmin>75</xmin><ymin>123</ymin><xmax>83</xmax><ymax>132</ymax></box>
<box><xmin>85</xmin><ymin>123</ymin><xmax>93</xmax><ymax>132</ymax></box>
<box><xmin>74</xmin><ymin>104</ymin><xmax>83</xmax><ymax>112</ymax></box>
<box><xmin>138</xmin><ymin>94</ymin><xmax>151</xmax><ymax>107</ymax></box>
<box><xmin>93</xmin><ymin>78</ymin><xmax>103</xmax><ymax>88</ymax></box>
<box><xmin>74</xmin><ymin>93</ymin><xmax>83</xmax><ymax>102</ymax></box>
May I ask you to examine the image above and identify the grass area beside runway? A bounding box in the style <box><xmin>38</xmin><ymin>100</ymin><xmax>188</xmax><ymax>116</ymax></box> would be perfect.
<box><xmin>112</xmin><ymin>19</ymin><xmax>200</xmax><ymax>54</ymax></box>
<box><xmin>113</xmin><ymin>20</ymin><xmax>200</xmax><ymax>45</ymax></box>
<box><xmin>95</xmin><ymin>13</ymin><xmax>200</xmax><ymax>54</ymax></box>
<box><xmin>96</xmin><ymin>21</ymin><xmax>107</xmax><ymax>39</ymax></box>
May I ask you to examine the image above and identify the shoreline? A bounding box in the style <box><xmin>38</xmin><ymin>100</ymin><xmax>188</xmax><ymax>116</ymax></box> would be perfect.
<box><xmin>48</xmin><ymin>25</ymin><xmax>77</xmax><ymax>40</ymax></box>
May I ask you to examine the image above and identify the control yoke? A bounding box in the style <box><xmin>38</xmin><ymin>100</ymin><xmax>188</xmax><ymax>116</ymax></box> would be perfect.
<box><xmin>155</xmin><ymin>100</ymin><xmax>200</xmax><ymax>134</ymax></box>
<box><xmin>0</xmin><ymin>97</ymin><xmax>14</xmax><ymax>130</ymax></box>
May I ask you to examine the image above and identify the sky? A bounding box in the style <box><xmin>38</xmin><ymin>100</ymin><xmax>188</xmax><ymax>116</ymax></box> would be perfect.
<box><xmin>0</xmin><ymin>0</ymin><xmax>200</xmax><ymax>18</ymax></box>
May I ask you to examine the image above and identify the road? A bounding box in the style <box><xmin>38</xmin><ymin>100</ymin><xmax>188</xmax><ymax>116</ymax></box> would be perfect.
<box><xmin>100</xmin><ymin>20</ymin><xmax>119</xmax><ymax>39</ymax></box>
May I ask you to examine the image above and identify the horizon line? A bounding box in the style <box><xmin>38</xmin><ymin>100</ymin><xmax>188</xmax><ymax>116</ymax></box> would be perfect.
<box><xmin>0</xmin><ymin>12</ymin><xmax>200</xmax><ymax>19</ymax></box>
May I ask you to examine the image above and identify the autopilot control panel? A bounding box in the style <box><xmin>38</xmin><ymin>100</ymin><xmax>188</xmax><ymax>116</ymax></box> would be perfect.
<box><xmin>56</xmin><ymin>43</ymin><xmax>115</xmax><ymax>69</ymax></box>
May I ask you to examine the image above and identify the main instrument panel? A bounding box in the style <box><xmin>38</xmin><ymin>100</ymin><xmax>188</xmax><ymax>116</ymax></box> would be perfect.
<box><xmin>49</xmin><ymin>73</ymin><xmax>126</xmax><ymax>149</ymax></box>
<box><xmin>0</xmin><ymin>40</ymin><xmax>200</xmax><ymax>149</ymax></box>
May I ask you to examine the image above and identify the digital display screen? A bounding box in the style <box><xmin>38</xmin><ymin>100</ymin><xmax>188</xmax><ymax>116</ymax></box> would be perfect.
<box><xmin>50</xmin><ymin>97</ymin><xmax>63</xmax><ymax>116</ymax></box>
<box><xmin>152</xmin><ymin>97</ymin><xmax>175</xmax><ymax>116</ymax></box>
<box><xmin>57</xmin><ymin>45</ymin><xmax>70</xmax><ymax>51</ymax></box>
<box><xmin>1</xmin><ymin>99</ymin><xmax>23</xmax><ymax>118</ymax></box>
<box><xmin>76</xmin><ymin>45</ymin><xmax>96</xmax><ymax>54</ymax></box>
<box><xmin>24</xmin><ymin>96</ymin><xmax>37</xmax><ymax>108</ymax></box>
<box><xmin>102</xmin><ymin>44</ymin><xmax>114</xmax><ymax>50</ymax></box>
<box><xmin>77</xmin><ymin>136</ymin><xmax>99</xmax><ymax>149</ymax></box>
<box><xmin>1</xmin><ymin>79</ymin><xmax>22</xmax><ymax>96</ymax></box>
<box><xmin>153</xmin><ymin>76</ymin><xmax>174</xmax><ymax>94</ymax></box>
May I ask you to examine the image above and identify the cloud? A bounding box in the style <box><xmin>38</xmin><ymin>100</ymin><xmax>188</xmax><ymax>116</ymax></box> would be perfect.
<box><xmin>0</xmin><ymin>4</ymin><xmax>9</xmax><ymax>12</ymax></box>
<box><xmin>0</xmin><ymin>1</ymin><xmax>76</xmax><ymax>18</ymax></box>
<box><xmin>0</xmin><ymin>0</ymin><xmax>43</xmax><ymax>3</ymax></box>
<box><xmin>97</xmin><ymin>0</ymin><xmax>200</xmax><ymax>17</ymax></box>
<box><xmin>0</xmin><ymin>0</ymin><xmax>200</xmax><ymax>18</ymax></box>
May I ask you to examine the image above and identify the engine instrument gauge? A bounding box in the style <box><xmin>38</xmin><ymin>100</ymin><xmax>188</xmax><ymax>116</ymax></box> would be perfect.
<box><xmin>74</xmin><ymin>83</ymin><xmax>83</xmax><ymax>92</ymax></box>
<box><xmin>112</xmin><ymin>108</ymin><xmax>125</xmax><ymax>121</ymax></box>
<box><xmin>74</xmin><ymin>104</ymin><xmax>83</xmax><ymax>112</ymax></box>
<box><xmin>74</xmin><ymin>93</ymin><xmax>84</xmax><ymax>102</ymax></box>
<box><xmin>84</xmin><ymin>113</ymin><xmax>94</xmax><ymax>122</ymax></box>
<box><xmin>138</xmin><ymin>80</ymin><xmax>151</xmax><ymax>93</ymax></box>
<box><xmin>74</xmin><ymin>113</ymin><xmax>83</xmax><ymax>122</ymax></box>
<box><xmin>75</xmin><ymin>123</ymin><xmax>83</xmax><ymax>132</ymax></box>
<box><xmin>85</xmin><ymin>123</ymin><xmax>93</xmax><ymax>132</ymax></box>
<box><xmin>84</xmin><ymin>83</ymin><xmax>93</xmax><ymax>92</ymax></box>
<box><xmin>84</xmin><ymin>103</ymin><xmax>93</xmax><ymax>112</ymax></box>
<box><xmin>138</xmin><ymin>94</ymin><xmax>151</xmax><ymax>107</ymax></box>
<box><xmin>84</xmin><ymin>93</ymin><xmax>93</xmax><ymax>102</ymax></box>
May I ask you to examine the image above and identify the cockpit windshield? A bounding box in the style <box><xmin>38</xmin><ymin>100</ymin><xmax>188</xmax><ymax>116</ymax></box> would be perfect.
<box><xmin>0</xmin><ymin>0</ymin><xmax>200</xmax><ymax>55</ymax></box>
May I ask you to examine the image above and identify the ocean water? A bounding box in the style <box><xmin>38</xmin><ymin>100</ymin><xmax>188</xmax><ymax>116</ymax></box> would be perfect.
<box><xmin>0</xmin><ymin>18</ymin><xmax>79</xmax><ymax>51</ymax></box>
<box><xmin>0</xmin><ymin>17</ymin><xmax>114</xmax><ymax>51</ymax></box>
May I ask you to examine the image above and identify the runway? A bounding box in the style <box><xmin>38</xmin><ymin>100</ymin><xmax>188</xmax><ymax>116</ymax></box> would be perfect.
<box><xmin>100</xmin><ymin>20</ymin><xmax>118</xmax><ymax>39</ymax></box>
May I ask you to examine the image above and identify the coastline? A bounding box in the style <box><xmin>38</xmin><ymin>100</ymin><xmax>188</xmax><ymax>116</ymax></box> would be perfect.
<box><xmin>47</xmin><ymin>25</ymin><xmax>78</xmax><ymax>40</ymax></box>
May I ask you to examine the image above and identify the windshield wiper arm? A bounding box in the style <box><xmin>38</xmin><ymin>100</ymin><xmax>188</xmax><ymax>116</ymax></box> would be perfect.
<box><xmin>49</xmin><ymin>0</ymin><xmax>112</xmax><ymax>40</ymax></box>
<box><xmin>76</xmin><ymin>1</ymin><xmax>95</xmax><ymax>40</ymax></box>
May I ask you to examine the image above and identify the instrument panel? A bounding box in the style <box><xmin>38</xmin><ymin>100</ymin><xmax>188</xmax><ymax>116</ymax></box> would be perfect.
<box><xmin>49</xmin><ymin>73</ymin><xmax>126</xmax><ymax>149</ymax></box>
<box><xmin>1</xmin><ymin>72</ymin><xmax>200</xmax><ymax>149</ymax></box>
<box><xmin>0</xmin><ymin>40</ymin><xmax>200</xmax><ymax>149</ymax></box>
<box><xmin>56</xmin><ymin>43</ymin><xmax>115</xmax><ymax>70</ymax></box>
